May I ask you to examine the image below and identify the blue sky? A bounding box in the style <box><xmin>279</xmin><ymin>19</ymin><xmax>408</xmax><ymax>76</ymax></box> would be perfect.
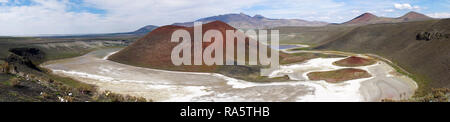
<box><xmin>0</xmin><ymin>0</ymin><xmax>449</xmax><ymax>35</ymax></box>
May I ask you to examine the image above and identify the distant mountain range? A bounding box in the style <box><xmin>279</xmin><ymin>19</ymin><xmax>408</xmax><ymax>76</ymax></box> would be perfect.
<box><xmin>46</xmin><ymin>11</ymin><xmax>434</xmax><ymax>38</ymax></box>
<box><xmin>344</xmin><ymin>11</ymin><xmax>434</xmax><ymax>25</ymax></box>
<box><xmin>128</xmin><ymin>25</ymin><xmax>159</xmax><ymax>35</ymax></box>
<box><xmin>173</xmin><ymin>13</ymin><xmax>328</xmax><ymax>29</ymax></box>
<box><xmin>44</xmin><ymin>25</ymin><xmax>158</xmax><ymax>38</ymax></box>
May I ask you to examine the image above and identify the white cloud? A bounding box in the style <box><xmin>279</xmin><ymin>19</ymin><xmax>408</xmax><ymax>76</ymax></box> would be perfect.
<box><xmin>1</xmin><ymin>0</ymin><xmax>351</xmax><ymax>35</ymax></box>
<box><xmin>0</xmin><ymin>0</ymin><xmax>442</xmax><ymax>35</ymax></box>
<box><xmin>0</xmin><ymin>0</ymin><xmax>8</xmax><ymax>3</ymax></box>
<box><xmin>367</xmin><ymin>10</ymin><xmax>377</xmax><ymax>13</ymax></box>
<box><xmin>0</xmin><ymin>0</ymin><xmax>262</xmax><ymax>35</ymax></box>
<box><xmin>394</xmin><ymin>3</ymin><xmax>420</xmax><ymax>10</ymax></box>
<box><xmin>384</xmin><ymin>9</ymin><xmax>395</xmax><ymax>12</ymax></box>
<box><xmin>427</xmin><ymin>13</ymin><xmax>450</xmax><ymax>18</ymax></box>
<box><xmin>0</xmin><ymin>0</ymin><xmax>109</xmax><ymax>35</ymax></box>
<box><xmin>351</xmin><ymin>10</ymin><xmax>361</xmax><ymax>13</ymax></box>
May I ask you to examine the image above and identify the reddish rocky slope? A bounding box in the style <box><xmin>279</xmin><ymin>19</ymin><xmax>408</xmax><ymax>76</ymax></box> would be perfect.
<box><xmin>109</xmin><ymin>21</ymin><xmax>288</xmax><ymax>78</ymax></box>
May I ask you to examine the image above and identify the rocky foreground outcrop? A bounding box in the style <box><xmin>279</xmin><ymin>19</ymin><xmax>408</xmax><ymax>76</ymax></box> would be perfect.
<box><xmin>416</xmin><ymin>31</ymin><xmax>449</xmax><ymax>41</ymax></box>
<box><xmin>1</xmin><ymin>46</ymin><xmax>147</xmax><ymax>102</ymax></box>
<box><xmin>0</xmin><ymin>60</ymin><xmax>7</xmax><ymax>73</ymax></box>
<box><xmin>6</xmin><ymin>48</ymin><xmax>44</xmax><ymax>73</ymax></box>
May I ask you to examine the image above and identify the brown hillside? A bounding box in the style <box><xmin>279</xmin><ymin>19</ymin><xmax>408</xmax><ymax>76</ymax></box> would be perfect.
<box><xmin>315</xmin><ymin>19</ymin><xmax>450</xmax><ymax>95</ymax></box>
<box><xmin>343</xmin><ymin>11</ymin><xmax>434</xmax><ymax>25</ymax></box>
<box><xmin>399</xmin><ymin>11</ymin><xmax>432</xmax><ymax>21</ymax></box>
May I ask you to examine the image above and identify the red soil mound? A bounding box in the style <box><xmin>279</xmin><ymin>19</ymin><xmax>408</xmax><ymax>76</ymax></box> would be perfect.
<box><xmin>109</xmin><ymin>21</ymin><xmax>284</xmax><ymax>73</ymax></box>
<box><xmin>333</xmin><ymin>56</ymin><xmax>376</xmax><ymax>67</ymax></box>
<box><xmin>307</xmin><ymin>68</ymin><xmax>372</xmax><ymax>83</ymax></box>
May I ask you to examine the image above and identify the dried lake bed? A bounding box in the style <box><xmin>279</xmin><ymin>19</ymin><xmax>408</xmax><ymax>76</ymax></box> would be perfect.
<box><xmin>41</xmin><ymin>48</ymin><xmax>418</xmax><ymax>102</ymax></box>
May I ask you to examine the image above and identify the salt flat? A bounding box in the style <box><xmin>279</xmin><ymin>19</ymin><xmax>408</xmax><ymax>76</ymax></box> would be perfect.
<box><xmin>41</xmin><ymin>48</ymin><xmax>417</xmax><ymax>102</ymax></box>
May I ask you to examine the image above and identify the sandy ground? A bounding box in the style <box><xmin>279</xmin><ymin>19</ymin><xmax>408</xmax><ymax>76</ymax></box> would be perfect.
<box><xmin>41</xmin><ymin>47</ymin><xmax>417</xmax><ymax>102</ymax></box>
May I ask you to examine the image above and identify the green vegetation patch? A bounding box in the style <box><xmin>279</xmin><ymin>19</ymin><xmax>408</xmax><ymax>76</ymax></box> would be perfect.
<box><xmin>288</xmin><ymin>47</ymin><xmax>313</xmax><ymax>51</ymax></box>
<box><xmin>384</xmin><ymin>88</ymin><xmax>449</xmax><ymax>102</ymax></box>
<box><xmin>45</xmin><ymin>73</ymin><xmax>95</xmax><ymax>92</ymax></box>
<box><xmin>0</xmin><ymin>73</ymin><xmax>14</xmax><ymax>84</ymax></box>
<box><xmin>281</xmin><ymin>52</ymin><xmax>344</xmax><ymax>65</ymax></box>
